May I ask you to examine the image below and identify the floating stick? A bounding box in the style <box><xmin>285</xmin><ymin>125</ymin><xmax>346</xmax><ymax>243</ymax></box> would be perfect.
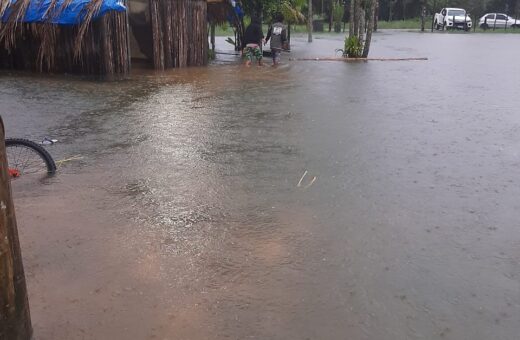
<box><xmin>304</xmin><ymin>176</ymin><xmax>317</xmax><ymax>189</ymax></box>
<box><xmin>56</xmin><ymin>155</ymin><xmax>84</xmax><ymax>169</ymax></box>
<box><xmin>297</xmin><ymin>170</ymin><xmax>308</xmax><ymax>187</ymax></box>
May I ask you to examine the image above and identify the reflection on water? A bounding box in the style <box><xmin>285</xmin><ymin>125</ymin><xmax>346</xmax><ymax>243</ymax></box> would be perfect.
<box><xmin>2</xmin><ymin>32</ymin><xmax>520</xmax><ymax>339</ymax></box>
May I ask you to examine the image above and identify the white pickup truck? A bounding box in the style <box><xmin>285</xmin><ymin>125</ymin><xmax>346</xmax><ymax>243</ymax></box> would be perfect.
<box><xmin>434</xmin><ymin>8</ymin><xmax>472</xmax><ymax>31</ymax></box>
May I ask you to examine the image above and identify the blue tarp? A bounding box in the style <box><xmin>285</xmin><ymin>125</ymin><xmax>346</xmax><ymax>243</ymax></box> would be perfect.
<box><xmin>1</xmin><ymin>0</ymin><xmax>126</xmax><ymax>25</ymax></box>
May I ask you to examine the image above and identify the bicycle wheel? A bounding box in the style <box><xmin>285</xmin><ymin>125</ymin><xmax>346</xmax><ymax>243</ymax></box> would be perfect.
<box><xmin>5</xmin><ymin>138</ymin><xmax>56</xmax><ymax>177</ymax></box>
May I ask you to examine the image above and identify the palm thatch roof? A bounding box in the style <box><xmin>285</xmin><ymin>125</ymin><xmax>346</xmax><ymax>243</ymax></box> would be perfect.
<box><xmin>0</xmin><ymin>0</ymin><xmax>124</xmax><ymax>58</ymax></box>
<box><xmin>0</xmin><ymin>0</ymin><xmax>128</xmax><ymax>74</ymax></box>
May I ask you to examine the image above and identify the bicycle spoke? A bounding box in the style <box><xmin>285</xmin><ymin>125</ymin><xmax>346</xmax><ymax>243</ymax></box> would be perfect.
<box><xmin>7</xmin><ymin>145</ymin><xmax>48</xmax><ymax>175</ymax></box>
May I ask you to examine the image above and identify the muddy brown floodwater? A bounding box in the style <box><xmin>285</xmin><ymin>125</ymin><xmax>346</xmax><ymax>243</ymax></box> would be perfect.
<box><xmin>1</xmin><ymin>31</ymin><xmax>520</xmax><ymax>339</ymax></box>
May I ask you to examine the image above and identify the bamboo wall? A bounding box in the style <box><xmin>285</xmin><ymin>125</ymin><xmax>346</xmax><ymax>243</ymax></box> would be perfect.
<box><xmin>0</xmin><ymin>11</ymin><xmax>130</xmax><ymax>77</ymax></box>
<box><xmin>149</xmin><ymin>0</ymin><xmax>208</xmax><ymax>70</ymax></box>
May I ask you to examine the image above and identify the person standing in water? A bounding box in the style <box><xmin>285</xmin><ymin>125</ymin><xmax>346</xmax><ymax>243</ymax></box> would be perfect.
<box><xmin>242</xmin><ymin>16</ymin><xmax>264</xmax><ymax>66</ymax></box>
<box><xmin>265</xmin><ymin>13</ymin><xmax>288</xmax><ymax>66</ymax></box>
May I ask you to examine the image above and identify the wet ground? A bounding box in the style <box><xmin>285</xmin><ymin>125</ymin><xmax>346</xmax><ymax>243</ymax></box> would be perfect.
<box><xmin>1</xmin><ymin>31</ymin><xmax>520</xmax><ymax>339</ymax></box>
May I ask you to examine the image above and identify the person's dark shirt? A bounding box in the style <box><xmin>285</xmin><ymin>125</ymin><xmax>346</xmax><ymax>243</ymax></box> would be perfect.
<box><xmin>243</xmin><ymin>21</ymin><xmax>264</xmax><ymax>48</ymax></box>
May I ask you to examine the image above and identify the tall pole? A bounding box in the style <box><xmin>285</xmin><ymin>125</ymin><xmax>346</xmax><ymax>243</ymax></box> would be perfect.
<box><xmin>0</xmin><ymin>116</ymin><xmax>32</xmax><ymax>340</ymax></box>
<box><xmin>431</xmin><ymin>0</ymin><xmax>437</xmax><ymax>32</ymax></box>
<box><xmin>308</xmin><ymin>0</ymin><xmax>313</xmax><ymax>42</ymax></box>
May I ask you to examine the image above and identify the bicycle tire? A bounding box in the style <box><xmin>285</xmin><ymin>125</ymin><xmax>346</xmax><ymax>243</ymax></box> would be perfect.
<box><xmin>5</xmin><ymin>138</ymin><xmax>56</xmax><ymax>176</ymax></box>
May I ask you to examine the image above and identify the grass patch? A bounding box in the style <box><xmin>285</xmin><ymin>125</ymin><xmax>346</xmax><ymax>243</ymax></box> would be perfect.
<box><xmin>378</xmin><ymin>18</ymin><xmax>426</xmax><ymax>29</ymax></box>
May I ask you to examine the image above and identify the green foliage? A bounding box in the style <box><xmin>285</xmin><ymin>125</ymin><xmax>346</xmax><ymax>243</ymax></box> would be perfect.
<box><xmin>281</xmin><ymin>1</ymin><xmax>306</xmax><ymax>24</ymax></box>
<box><xmin>332</xmin><ymin>2</ymin><xmax>344</xmax><ymax>23</ymax></box>
<box><xmin>265</xmin><ymin>0</ymin><xmax>306</xmax><ymax>23</ymax></box>
<box><xmin>245</xmin><ymin>0</ymin><xmax>306</xmax><ymax>24</ymax></box>
<box><xmin>208</xmin><ymin>49</ymin><xmax>216</xmax><ymax>60</ymax></box>
<box><xmin>344</xmin><ymin>35</ymin><xmax>363</xmax><ymax>57</ymax></box>
<box><xmin>225</xmin><ymin>37</ymin><xmax>236</xmax><ymax>46</ymax></box>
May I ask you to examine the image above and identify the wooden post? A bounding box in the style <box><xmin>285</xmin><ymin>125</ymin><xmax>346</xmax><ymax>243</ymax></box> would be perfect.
<box><xmin>308</xmin><ymin>0</ymin><xmax>313</xmax><ymax>42</ymax></box>
<box><xmin>100</xmin><ymin>16</ymin><xmax>115</xmax><ymax>76</ymax></box>
<box><xmin>150</xmin><ymin>0</ymin><xmax>165</xmax><ymax>70</ymax></box>
<box><xmin>287</xmin><ymin>24</ymin><xmax>291</xmax><ymax>48</ymax></box>
<box><xmin>124</xmin><ymin>0</ymin><xmax>132</xmax><ymax>73</ymax></box>
<box><xmin>210</xmin><ymin>22</ymin><xmax>216</xmax><ymax>52</ymax></box>
<box><xmin>0</xmin><ymin>116</ymin><xmax>32</xmax><ymax>340</ymax></box>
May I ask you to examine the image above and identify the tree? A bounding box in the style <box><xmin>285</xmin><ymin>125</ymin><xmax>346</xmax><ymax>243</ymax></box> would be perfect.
<box><xmin>362</xmin><ymin>0</ymin><xmax>377</xmax><ymax>57</ymax></box>
<box><xmin>308</xmin><ymin>0</ymin><xmax>313</xmax><ymax>42</ymax></box>
<box><xmin>346</xmin><ymin>0</ymin><xmax>377</xmax><ymax>58</ymax></box>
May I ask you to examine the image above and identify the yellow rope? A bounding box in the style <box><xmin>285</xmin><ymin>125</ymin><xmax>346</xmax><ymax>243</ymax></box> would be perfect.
<box><xmin>55</xmin><ymin>155</ymin><xmax>83</xmax><ymax>169</ymax></box>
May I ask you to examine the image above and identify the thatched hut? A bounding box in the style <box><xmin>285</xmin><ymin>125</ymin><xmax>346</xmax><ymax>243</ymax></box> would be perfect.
<box><xmin>0</xmin><ymin>0</ymin><xmax>208</xmax><ymax>76</ymax></box>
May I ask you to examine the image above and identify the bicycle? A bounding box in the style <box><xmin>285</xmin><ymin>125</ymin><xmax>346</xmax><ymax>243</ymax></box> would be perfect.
<box><xmin>6</xmin><ymin>138</ymin><xmax>56</xmax><ymax>178</ymax></box>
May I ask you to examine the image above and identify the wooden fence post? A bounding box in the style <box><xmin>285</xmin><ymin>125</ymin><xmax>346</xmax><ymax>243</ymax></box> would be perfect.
<box><xmin>0</xmin><ymin>116</ymin><xmax>32</xmax><ymax>340</ymax></box>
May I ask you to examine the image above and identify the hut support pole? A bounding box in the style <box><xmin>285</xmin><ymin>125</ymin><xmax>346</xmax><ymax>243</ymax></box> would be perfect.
<box><xmin>100</xmin><ymin>16</ymin><xmax>115</xmax><ymax>76</ymax></box>
<box><xmin>125</xmin><ymin>1</ymin><xmax>132</xmax><ymax>72</ymax></box>
<box><xmin>0</xmin><ymin>117</ymin><xmax>32</xmax><ymax>340</ymax></box>
<box><xmin>150</xmin><ymin>0</ymin><xmax>165</xmax><ymax>70</ymax></box>
<box><xmin>210</xmin><ymin>22</ymin><xmax>216</xmax><ymax>52</ymax></box>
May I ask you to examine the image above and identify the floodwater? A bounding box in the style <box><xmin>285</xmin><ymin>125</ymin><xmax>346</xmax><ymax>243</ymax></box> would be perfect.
<box><xmin>1</xmin><ymin>31</ymin><xmax>520</xmax><ymax>339</ymax></box>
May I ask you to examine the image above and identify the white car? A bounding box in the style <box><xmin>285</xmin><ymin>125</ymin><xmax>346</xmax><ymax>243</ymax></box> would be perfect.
<box><xmin>434</xmin><ymin>8</ymin><xmax>472</xmax><ymax>31</ymax></box>
<box><xmin>479</xmin><ymin>13</ymin><xmax>520</xmax><ymax>29</ymax></box>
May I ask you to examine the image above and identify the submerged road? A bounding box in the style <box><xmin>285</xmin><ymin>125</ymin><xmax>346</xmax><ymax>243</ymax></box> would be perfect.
<box><xmin>1</xmin><ymin>31</ymin><xmax>520</xmax><ymax>339</ymax></box>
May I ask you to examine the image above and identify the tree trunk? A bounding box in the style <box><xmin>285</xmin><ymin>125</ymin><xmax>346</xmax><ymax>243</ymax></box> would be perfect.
<box><xmin>431</xmin><ymin>0</ymin><xmax>437</xmax><ymax>31</ymax></box>
<box><xmin>420</xmin><ymin>5</ymin><xmax>426</xmax><ymax>31</ymax></box>
<box><xmin>362</xmin><ymin>0</ymin><xmax>376</xmax><ymax>57</ymax></box>
<box><xmin>374</xmin><ymin>0</ymin><xmax>379</xmax><ymax>31</ymax></box>
<box><xmin>353</xmin><ymin>0</ymin><xmax>361</xmax><ymax>37</ymax></box>
<box><xmin>308</xmin><ymin>0</ymin><xmax>313</xmax><ymax>42</ymax></box>
<box><xmin>0</xmin><ymin>117</ymin><xmax>32</xmax><ymax>340</ymax></box>
<box><xmin>329</xmin><ymin>3</ymin><xmax>333</xmax><ymax>32</ymax></box>
<box><xmin>349</xmin><ymin>0</ymin><xmax>355</xmax><ymax>38</ymax></box>
<box><xmin>358</xmin><ymin>7</ymin><xmax>365</xmax><ymax>46</ymax></box>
